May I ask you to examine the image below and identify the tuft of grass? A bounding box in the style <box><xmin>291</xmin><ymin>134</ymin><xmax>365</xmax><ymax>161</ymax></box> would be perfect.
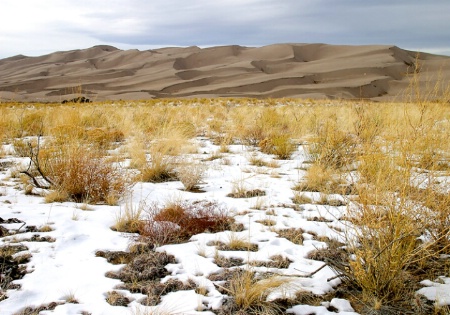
<box><xmin>38</xmin><ymin>224</ymin><xmax>53</xmax><ymax>232</ymax></box>
<box><xmin>259</xmin><ymin>135</ymin><xmax>296</xmax><ymax>160</ymax></box>
<box><xmin>44</xmin><ymin>190</ymin><xmax>69</xmax><ymax>203</ymax></box>
<box><xmin>219</xmin><ymin>270</ymin><xmax>288</xmax><ymax>314</ymax></box>
<box><xmin>105</xmin><ymin>290</ymin><xmax>131</xmax><ymax>306</ymax></box>
<box><xmin>213</xmin><ymin>233</ymin><xmax>259</xmax><ymax>252</ymax></box>
<box><xmin>140</xmin><ymin>152</ymin><xmax>177</xmax><ymax>183</ymax></box>
<box><xmin>86</xmin><ymin>127</ymin><xmax>125</xmax><ymax>150</ymax></box>
<box><xmin>227</xmin><ymin>179</ymin><xmax>266</xmax><ymax>198</ymax></box>
<box><xmin>62</xmin><ymin>290</ymin><xmax>79</xmax><ymax>304</ymax></box>
<box><xmin>252</xmin><ymin>196</ymin><xmax>267</xmax><ymax>210</ymax></box>
<box><xmin>39</xmin><ymin>145</ymin><xmax>129</xmax><ymax>204</ymax></box>
<box><xmin>248</xmin><ymin>154</ymin><xmax>280</xmax><ymax>168</ymax></box>
<box><xmin>291</xmin><ymin>192</ymin><xmax>313</xmax><ymax>204</ymax></box>
<box><xmin>306</xmin><ymin>117</ymin><xmax>358</xmax><ymax>169</ymax></box>
<box><xmin>203</xmin><ymin>151</ymin><xmax>223</xmax><ymax>161</ymax></box>
<box><xmin>276</xmin><ymin>228</ymin><xmax>304</xmax><ymax>245</ymax></box>
<box><xmin>112</xmin><ymin>198</ymin><xmax>144</xmax><ymax>233</ymax></box>
<box><xmin>255</xmin><ymin>218</ymin><xmax>276</xmax><ymax>227</ymax></box>
<box><xmin>76</xmin><ymin>202</ymin><xmax>94</xmax><ymax>211</ymax></box>
<box><xmin>293</xmin><ymin>163</ymin><xmax>344</xmax><ymax>194</ymax></box>
<box><xmin>176</xmin><ymin>161</ymin><xmax>207</xmax><ymax>191</ymax></box>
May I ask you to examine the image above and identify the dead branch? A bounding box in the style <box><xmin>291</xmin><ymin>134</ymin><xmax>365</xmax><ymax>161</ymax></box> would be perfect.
<box><xmin>20</xmin><ymin>135</ymin><xmax>54</xmax><ymax>189</ymax></box>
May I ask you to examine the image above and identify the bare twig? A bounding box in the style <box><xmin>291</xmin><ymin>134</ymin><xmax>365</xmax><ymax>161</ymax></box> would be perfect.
<box><xmin>20</xmin><ymin>135</ymin><xmax>53</xmax><ymax>189</ymax></box>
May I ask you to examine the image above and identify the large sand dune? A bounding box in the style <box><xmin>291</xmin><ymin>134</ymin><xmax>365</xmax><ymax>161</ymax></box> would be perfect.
<box><xmin>0</xmin><ymin>43</ymin><xmax>449</xmax><ymax>101</ymax></box>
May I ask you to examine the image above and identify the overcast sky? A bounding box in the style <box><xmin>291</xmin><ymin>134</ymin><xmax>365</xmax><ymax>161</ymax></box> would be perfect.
<box><xmin>1</xmin><ymin>0</ymin><xmax>449</xmax><ymax>59</ymax></box>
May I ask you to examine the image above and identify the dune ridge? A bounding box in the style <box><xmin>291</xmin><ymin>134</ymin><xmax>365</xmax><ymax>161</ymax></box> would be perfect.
<box><xmin>0</xmin><ymin>43</ymin><xmax>449</xmax><ymax>101</ymax></box>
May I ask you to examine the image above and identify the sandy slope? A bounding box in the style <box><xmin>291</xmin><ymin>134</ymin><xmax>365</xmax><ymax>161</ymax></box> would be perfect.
<box><xmin>0</xmin><ymin>44</ymin><xmax>449</xmax><ymax>101</ymax></box>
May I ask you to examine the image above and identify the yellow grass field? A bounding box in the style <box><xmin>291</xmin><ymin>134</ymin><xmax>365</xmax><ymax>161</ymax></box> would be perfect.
<box><xmin>1</xmin><ymin>95</ymin><xmax>450</xmax><ymax>314</ymax></box>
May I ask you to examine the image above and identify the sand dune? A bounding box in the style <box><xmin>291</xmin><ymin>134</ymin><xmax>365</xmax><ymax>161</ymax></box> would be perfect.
<box><xmin>0</xmin><ymin>43</ymin><xmax>449</xmax><ymax>101</ymax></box>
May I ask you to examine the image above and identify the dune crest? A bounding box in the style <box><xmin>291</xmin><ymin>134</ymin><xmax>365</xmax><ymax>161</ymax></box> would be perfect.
<box><xmin>0</xmin><ymin>43</ymin><xmax>449</xmax><ymax>101</ymax></box>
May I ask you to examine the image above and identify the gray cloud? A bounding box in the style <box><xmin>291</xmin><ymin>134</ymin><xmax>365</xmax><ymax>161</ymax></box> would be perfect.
<box><xmin>0</xmin><ymin>0</ymin><xmax>449</xmax><ymax>58</ymax></box>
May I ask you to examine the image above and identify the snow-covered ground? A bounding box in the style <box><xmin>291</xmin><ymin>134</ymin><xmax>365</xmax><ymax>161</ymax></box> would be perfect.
<box><xmin>0</xmin><ymin>138</ymin><xmax>449</xmax><ymax>315</ymax></box>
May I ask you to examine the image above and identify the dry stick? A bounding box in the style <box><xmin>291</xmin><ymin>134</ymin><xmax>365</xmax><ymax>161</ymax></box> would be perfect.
<box><xmin>294</xmin><ymin>262</ymin><xmax>328</xmax><ymax>278</ymax></box>
<box><xmin>294</xmin><ymin>261</ymin><xmax>348</xmax><ymax>283</ymax></box>
<box><xmin>15</xmin><ymin>222</ymin><xmax>26</xmax><ymax>233</ymax></box>
<box><xmin>20</xmin><ymin>136</ymin><xmax>54</xmax><ymax>188</ymax></box>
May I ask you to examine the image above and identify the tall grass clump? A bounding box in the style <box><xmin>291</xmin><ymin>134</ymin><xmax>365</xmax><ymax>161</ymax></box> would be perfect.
<box><xmin>22</xmin><ymin>140</ymin><xmax>129</xmax><ymax>204</ymax></box>
<box><xmin>352</xmin><ymin>103</ymin><xmax>385</xmax><ymax>146</ymax></box>
<box><xmin>140</xmin><ymin>151</ymin><xmax>178</xmax><ymax>183</ymax></box>
<box><xmin>176</xmin><ymin>161</ymin><xmax>207</xmax><ymax>191</ymax></box>
<box><xmin>340</xmin><ymin>146</ymin><xmax>449</xmax><ymax>312</ymax></box>
<box><xmin>113</xmin><ymin>197</ymin><xmax>144</xmax><ymax>233</ymax></box>
<box><xmin>130</xmin><ymin>116</ymin><xmax>199</xmax><ymax>182</ymax></box>
<box><xmin>294</xmin><ymin>163</ymin><xmax>344</xmax><ymax>194</ymax></box>
<box><xmin>129</xmin><ymin>137</ymin><xmax>178</xmax><ymax>183</ymax></box>
<box><xmin>231</xmin><ymin>106</ymin><xmax>303</xmax><ymax>151</ymax></box>
<box><xmin>219</xmin><ymin>270</ymin><xmax>287</xmax><ymax>315</ymax></box>
<box><xmin>45</xmin><ymin>145</ymin><xmax>128</xmax><ymax>204</ymax></box>
<box><xmin>344</xmin><ymin>187</ymin><xmax>424</xmax><ymax>306</ymax></box>
<box><xmin>15</xmin><ymin>109</ymin><xmax>47</xmax><ymax>138</ymax></box>
<box><xmin>329</xmin><ymin>71</ymin><xmax>450</xmax><ymax>312</ymax></box>
<box><xmin>259</xmin><ymin>134</ymin><xmax>297</xmax><ymax>160</ymax></box>
<box><xmin>306</xmin><ymin>116</ymin><xmax>358</xmax><ymax>169</ymax></box>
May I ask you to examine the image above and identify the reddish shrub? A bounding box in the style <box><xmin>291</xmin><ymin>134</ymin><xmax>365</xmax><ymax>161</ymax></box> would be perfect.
<box><xmin>139</xmin><ymin>200</ymin><xmax>236</xmax><ymax>245</ymax></box>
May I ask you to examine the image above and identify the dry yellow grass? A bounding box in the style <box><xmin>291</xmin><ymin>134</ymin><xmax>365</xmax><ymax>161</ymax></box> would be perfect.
<box><xmin>176</xmin><ymin>160</ymin><xmax>207</xmax><ymax>191</ymax></box>
<box><xmin>1</xmin><ymin>87</ymin><xmax>450</xmax><ymax>313</ymax></box>
<box><xmin>220</xmin><ymin>270</ymin><xmax>288</xmax><ymax>314</ymax></box>
<box><xmin>113</xmin><ymin>197</ymin><xmax>144</xmax><ymax>233</ymax></box>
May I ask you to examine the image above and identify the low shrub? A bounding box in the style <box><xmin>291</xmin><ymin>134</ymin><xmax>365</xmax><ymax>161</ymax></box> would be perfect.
<box><xmin>259</xmin><ymin>135</ymin><xmax>296</xmax><ymax>160</ymax></box>
<box><xmin>139</xmin><ymin>200</ymin><xmax>236</xmax><ymax>246</ymax></box>
<box><xmin>32</xmin><ymin>144</ymin><xmax>129</xmax><ymax>204</ymax></box>
<box><xmin>86</xmin><ymin>128</ymin><xmax>125</xmax><ymax>149</ymax></box>
<box><xmin>332</xmin><ymin>189</ymin><xmax>426</xmax><ymax>310</ymax></box>
<box><xmin>140</xmin><ymin>153</ymin><xmax>177</xmax><ymax>183</ymax></box>
<box><xmin>293</xmin><ymin>163</ymin><xmax>343</xmax><ymax>193</ymax></box>
<box><xmin>44</xmin><ymin>147</ymin><xmax>128</xmax><ymax>203</ymax></box>
<box><xmin>306</xmin><ymin>119</ymin><xmax>358</xmax><ymax>169</ymax></box>
<box><xmin>176</xmin><ymin>161</ymin><xmax>207</xmax><ymax>191</ymax></box>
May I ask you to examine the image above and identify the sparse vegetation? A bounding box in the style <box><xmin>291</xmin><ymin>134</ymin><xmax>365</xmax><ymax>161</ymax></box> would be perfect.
<box><xmin>1</xmin><ymin>91</ymin><xmax>450</xmax><ymax>314</ymax></box>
